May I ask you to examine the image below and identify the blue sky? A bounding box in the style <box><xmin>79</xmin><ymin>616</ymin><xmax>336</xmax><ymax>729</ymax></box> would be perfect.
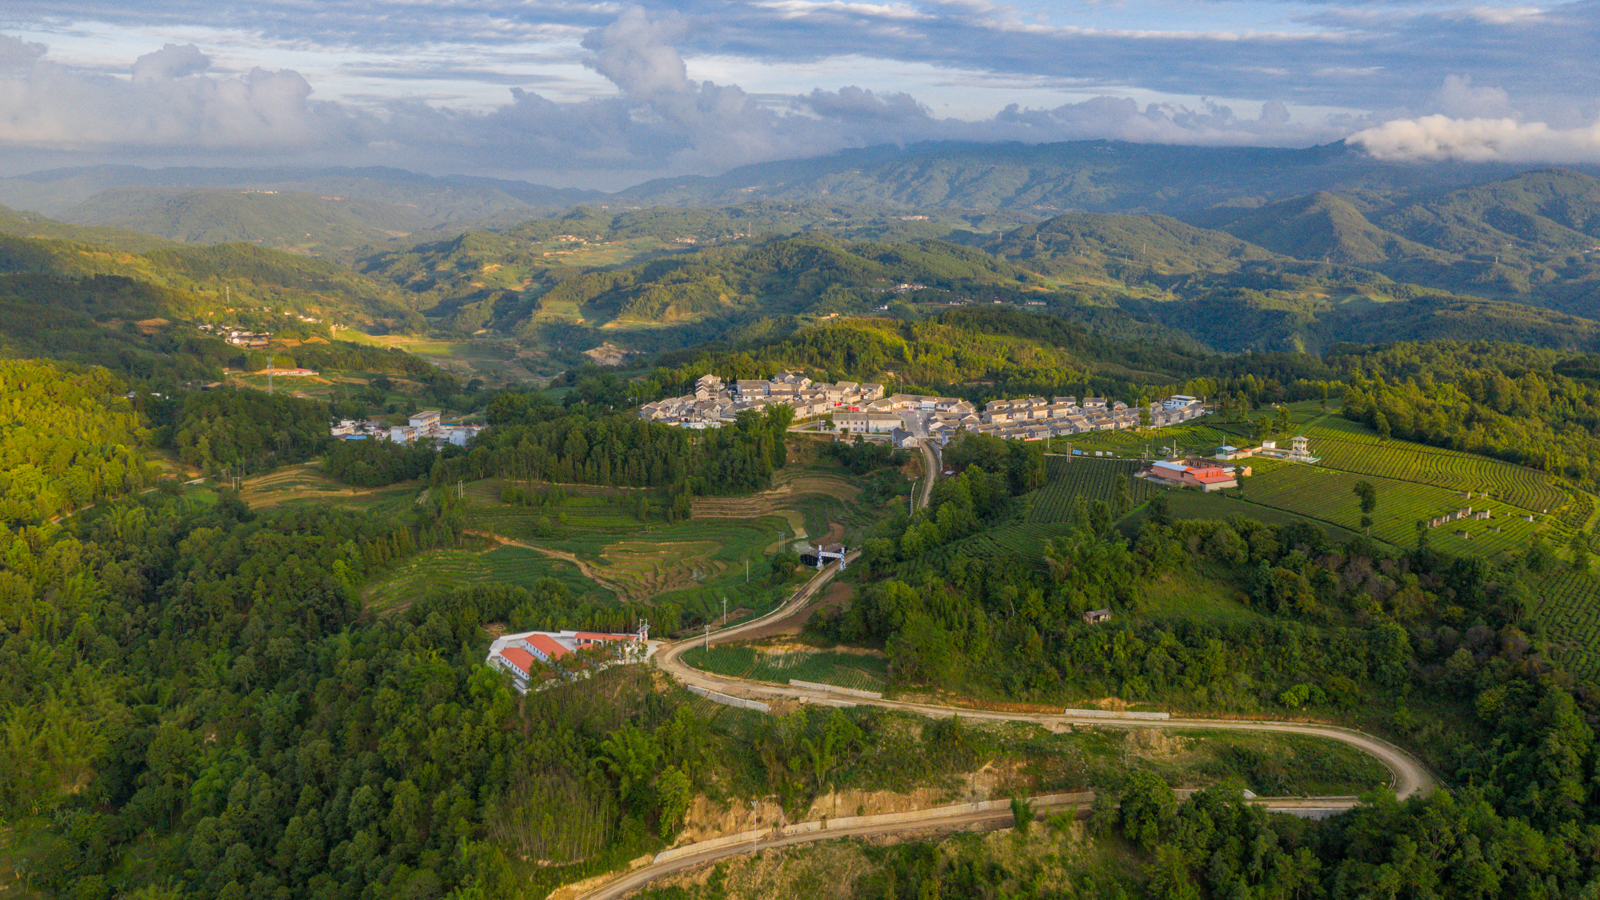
<box><xmin>0</xmin><ymin>1</ymin><xmax>1596</xmax><ymax>186</ymax></box>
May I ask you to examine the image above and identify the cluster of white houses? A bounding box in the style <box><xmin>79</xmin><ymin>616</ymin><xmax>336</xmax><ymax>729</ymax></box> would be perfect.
<box><xmin>486</xmin><ymin>624</ymin><xmax>654</xmax><ymax>692</ymax></box>
<box><xmin>331</xmin><ymin>409</ymin><xmax>485</xmax><ymax>447</ymax></box>
<box><xmin>643</xmin><ymin>374</ymin><xmax>1208</xmax><ymax>444</ymax></box>
<box><xmin>955</xmin><ymin>394</ymin><xmax>1206</xmax><ymax>443</ymax></box>
<box><xmin>197</xmin><ymin>322</ymin><xmax>271</xmax><ymax>348</ymax></box>
<box><xmin>638</xmin><ymin>373</ymin><xmax>887</xmax><ymax>430</ymax></box>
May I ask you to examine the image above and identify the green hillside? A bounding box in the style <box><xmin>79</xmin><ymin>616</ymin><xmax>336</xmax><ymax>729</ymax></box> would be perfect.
<box><xmin>1181</xmin><ymin>170</ymin><xmax>1600</xmax><ymax>318</ymax></box>
<box><xmin>987</xmin><ymin>212</ymin><xmax>1282</xmax><ymax>279</ymax></box>
<box><xmin>0</xmin><ymin>203</ymin><xmax>176</xmax><ymax>253</ymax></box>
<box><xmin>614</xmin><ymin>139</ymin><xmax>1574</xmax><ymax>214</ymax></box>
<box><xmin>0</xmin><ymin>164</ymin><xmax>600</xmax><ymax>221</ymax></box>
<box><xmin>1375</xmin><ymin>168</ymin><xmax>1600</xmax><ymax>255</ymax></box>
<box><xmin>61</xmin><ymin>187</ymin><xmax>433</xmax><ymax>255</ymax></box>
<box><xmin>1214</xmin><ymin>191</ymin><xmax>1445</xmax><ymax>266</ymax></box>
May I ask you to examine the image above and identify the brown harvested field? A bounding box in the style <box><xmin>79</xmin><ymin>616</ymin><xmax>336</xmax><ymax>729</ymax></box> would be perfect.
<box><xmin>600</xmin><ymin>539</ymin><xmax>729</xmax><ymax>601</ymax></box>
<box><xmin>739</xmin><ymin>580</ymin><xmax>854</xmax><ymax>640</ymax></box>
<box><xmin>691</xmin><ymin>472</ymin><xmax>859</xmax><ymax>527</ymax></box>
<box><xmin>239</xmin><ymin>463</ymin><xmax>414</xmax><ymax>510</ymax></box>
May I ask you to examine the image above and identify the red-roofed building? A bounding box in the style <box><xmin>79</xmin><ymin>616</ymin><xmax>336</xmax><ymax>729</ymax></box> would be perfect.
<box><xmin>492</xmin><ymin>647</ymin><xmax>539</xmax><ymax>690</ymax></box>
<box><xmin>1141</xmin><ymin>458</ymin><xmax>1239</xmax><ymax>492</ymax></box>
<box><xmin>521</xmin><ymin>634</ymin><xmax>572</xmax><ymax>664</ymax></box>
<box><xmin>488</xmin><ymin>624</ymin><xmax>652</xmax><ymax>692</ymax></box>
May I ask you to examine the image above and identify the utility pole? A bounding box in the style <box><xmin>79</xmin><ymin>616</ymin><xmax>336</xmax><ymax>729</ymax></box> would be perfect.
<box><xmin>751</xmin><ymin>799</ymin><xmax>760</xmax><ymax>855</ymax></box>
<box><xmin>909</xmin><ymin>478</ymin><xmax>916</xmax><ymax>515</ymax></box>
<box><xmin>721</xmin><ymin>595</ymin><xmax>727</xmax><ymax>626</ymax></box>
<box><xmin>704</xmin><ymin>623</ymin><xmax>710</xmax><ymax>651</ymax></box>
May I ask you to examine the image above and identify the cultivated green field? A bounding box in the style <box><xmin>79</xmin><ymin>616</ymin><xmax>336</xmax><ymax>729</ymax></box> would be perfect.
<box><xmin>1241</xmin><ymin>458</ymin><xmax>1551</xmax><ymax>556</ymax></box>
<box><xmin>362</xmin><ymin>542</ymin><xmax>612</xmax><ymax>612</ymax></box>
<box><xmin>681</xmin><ymin>645</ymin><xmax>891</xmax><ymax>695</ymax></box>
<box><xmin>1300</xmin><ymin>416</ymin><xmax>1590</xmax><ymax>529</ymax></box>
<box><xmin>1062</xmin><ymin>406</ymin><xmax>1594</xmax><ymax>558</ymax></box>
<box><xmin>1025</xmin><ymin>457</ymin><xmax>1160</xmax><ymax>522</ymax></box>
<box><xmin>358</xmin><ymin>456</ymin><xmax>885</xmax><ymax>632</ymax></box>
<box><xmin>1528</xmin><ymin>571</ymin><xmax>1600</xmax><ymax>682</ymax></box>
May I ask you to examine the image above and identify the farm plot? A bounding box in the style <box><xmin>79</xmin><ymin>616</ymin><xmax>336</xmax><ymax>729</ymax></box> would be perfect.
<box><xmin>1163</xmin><ymin>489</ymin><xmax>1363</xmax><ymax>539</ymax></box>
<box><xmin>681</xmin><ymin>645</ymin><xmax>890</xmax><ymax>693</ymax></box>
<box><xmin>1528</xmin><ymin>572</ymin><xmax>1600</xmax><ymax>682</ymax></box>
<box><xmin>909</xmin><ymin>522</ymin><xmax>1076</xmax><ymax>571</ymax></box>
<box><xmin>597</xmin><ymin>539</ymin><xmax>729</xmax><ymax>600</ymax></box>
<box><xmin>1303</xmin><ymin>417</ymin><xmax>1579</xmax><ymax>524</ymax></box>
<box><xmin>1025</xmin><ymin>457</ymin><xmax>1160</xmax><ymax>522</ymax></box>
<box><xmin>693</xmin><ymin>468</ymin><xmax>870</xmax><ymax>544</ymax></box>
<box><xmin>1064</xmin><ymin>422</ymin><xmax>1245</xmax><ymax>459</ymax></box>
<box><xmin>1242</xmin><ymin>465</ymin><xmax>1552</xmax><ymax>555</ymax></box>
<box><xmin>240</xmin><ymin>464</ymin><xmax>419</xmax><ymax>513</ymax></box>
<box><xmin>361</xmin><ymin>543</ymin><xmax>610</xmax><ymax>612</ymax></box>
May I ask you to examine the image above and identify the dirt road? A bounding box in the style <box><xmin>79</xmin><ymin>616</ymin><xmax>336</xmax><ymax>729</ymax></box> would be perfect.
<box><xmin>570</xmin><ymin>441</ymin><xmax>1438</xmax><ymax>899</ymax></box>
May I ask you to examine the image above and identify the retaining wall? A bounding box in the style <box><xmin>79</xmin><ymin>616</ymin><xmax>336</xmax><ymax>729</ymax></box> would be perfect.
<box><xmin>790</xmin><ymin>679</ymin><xmax>883</xmax><ymax>700</ymax></box>
<box><xmin>687</xmin><ymin>684</ymin><xmax>771</xmax><ymax>713</ymax></box>
<box><xmin>1062</xmin><ymin>708</ymin><xmax>1170</xmax><ymax>721</ymax></box>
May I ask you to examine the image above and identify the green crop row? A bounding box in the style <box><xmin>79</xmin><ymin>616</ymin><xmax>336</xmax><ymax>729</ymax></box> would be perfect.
<box><xmin>1026</xmin><ymin>457</ymin><xmax>1159</xmax><ymax>523</ymax></box>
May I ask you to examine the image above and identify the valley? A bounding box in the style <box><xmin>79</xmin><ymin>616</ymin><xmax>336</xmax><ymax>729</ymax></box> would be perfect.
<box><xmin>6</xmin><ymin>146</ymin><xmax>1600</xmax><ymax>900</ymax></box>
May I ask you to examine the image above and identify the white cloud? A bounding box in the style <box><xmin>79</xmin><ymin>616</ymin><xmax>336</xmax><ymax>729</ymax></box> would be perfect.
<box><xmin>0</xmin><ymin>47</ymin><xmax>358</xmax><ymax>154</ymax></box>
<box><xmin>1434</xmin><ymin>74</ymin><xmax>1513</xmax><ymax>119</ymax></box>
<box><xmin>1350</xmin><ymin>114</ymin><xmax>1600</xmax><ymax>162</ymax></box>
<box><xmin>131</xmin><ymin>44</ymin><xmax>212</xmax><ymax>83</ymax></box>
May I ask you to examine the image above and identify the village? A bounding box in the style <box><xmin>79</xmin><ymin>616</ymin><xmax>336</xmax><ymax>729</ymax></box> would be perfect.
<box><xmin>639</xmin><ymin>373</ymin><xmax>1209</xmax><ymax>446</ymax></box>
<box><xmin>330</xmin><ymin>408</ymin><xmax>485</xmax><ymax>446</ymax></box>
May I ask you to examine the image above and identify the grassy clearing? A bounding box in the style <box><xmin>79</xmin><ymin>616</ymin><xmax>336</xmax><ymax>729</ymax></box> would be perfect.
<box><xmin>1136</xmin><ymin>570</ymin><xmax>1264</xmax><ymax>627</ymax></box>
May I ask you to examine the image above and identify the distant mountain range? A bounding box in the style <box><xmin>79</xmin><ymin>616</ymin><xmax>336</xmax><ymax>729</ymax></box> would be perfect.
<box><xmin>5</xmin><ymin>141</ymin><xmax>1597</xmax><ymax>257</ymax></box>
<box><xmin>4</xmin><ymin>144</ymin><xmax>1600</xmax><ymax>368</ymax></box>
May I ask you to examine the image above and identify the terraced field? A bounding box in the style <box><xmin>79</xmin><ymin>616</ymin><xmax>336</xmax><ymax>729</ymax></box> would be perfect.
<box><xmin>240</xmin><ymin>463</ymin><xmax>421</xmax><ymax>512</ymax></box>
<box><xmin>1529</xmin><ymin>572</ymin><xmax>1600</xmax><ymax>682</ymax></box>
<box><xmin>362</xmin><ymin>542</ymin><xmax>610</xmax><ymax>612</ymax></box>
<box><xmin>1241</xmin><ymin>460</ymin><xmax>1549</xmax><ymax>555</ymax></box>
<box><xmin>692</xmin><ymin>469</ymin><xmax>869</xmax><ymax>548</ymax></box>
<box><xmin>1302</xmin><ymin>417</ymin><xmax>1585</xmax><ymax>527</ymax></box>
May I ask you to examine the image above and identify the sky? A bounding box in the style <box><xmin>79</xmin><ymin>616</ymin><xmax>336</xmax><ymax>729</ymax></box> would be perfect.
<box><xmin>0</xmin><ymin>1</ymin><xmax>1596</xmax><ymax>188</ymax></box>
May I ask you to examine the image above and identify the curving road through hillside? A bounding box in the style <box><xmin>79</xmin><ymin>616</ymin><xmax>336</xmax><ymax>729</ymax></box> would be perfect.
<box><xmin>573</xmin><ymin>455</ymin><xmax>1438</xmax><ymax>898</ymax></box>
<box><xmin>577</xmin><ymin>793</ymin><xmax>1364</xmax><ymax>900</ymax></box>
<box><xmin>653</xmin><ymin>588</ymin><xmax>1435</xmax><ymax>800</ymax></box>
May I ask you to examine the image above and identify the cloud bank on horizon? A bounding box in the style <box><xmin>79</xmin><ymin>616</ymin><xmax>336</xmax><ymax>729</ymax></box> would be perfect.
<box><xmin>0</xmin><ymin>0</ymin><xmax>1595</xmax><ymax>186</ymax></box>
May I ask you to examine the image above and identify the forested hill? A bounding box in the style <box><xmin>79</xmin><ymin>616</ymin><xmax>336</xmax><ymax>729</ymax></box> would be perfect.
<box><xmin>1195</xmin><ymin>168</ymin><xmax>1600</xmax><ymax>317</ymax></box>
<box><xmin>498</xmin><ymin>232</ymin><xmax>1060</xmax><ymax>331</ymax></box>
<box><xmin>0</xmin><ymin>164</ymin><xmax>602</xmax><ymax>226</ymax></box>
<box><xmin>611</xmin><ymin>139</ymin><xmax>1588</xmax><ymax>214</ymax></box>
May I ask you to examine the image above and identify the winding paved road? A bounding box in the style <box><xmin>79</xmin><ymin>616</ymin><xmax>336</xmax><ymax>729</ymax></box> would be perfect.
<box><xmin>571</xmin><ymin>456</ymin><xmax>1439</xmax><ymax>899</ymax></box>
